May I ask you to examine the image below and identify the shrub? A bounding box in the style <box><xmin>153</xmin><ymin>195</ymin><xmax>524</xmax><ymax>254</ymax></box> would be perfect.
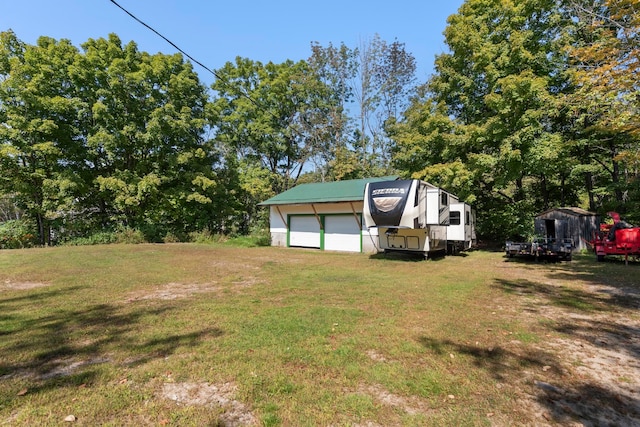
<box><xmin>0</xmin><ymin>220</ymin><xmax>38</xmax><ymax>249</ymax></box>
<box><xmin>63</xmin><ymin>231</ymin><xmax>119</xmax><ymax>246</ymax></box>
<box><xmin>251</xmin><ymin>229</ymin><xmax>272</xmax><ymax>247</ymax></box>
<box><xmin>225</xmin><ymin>230</ymin><xmax>271</xmax><ymax>248</ymax></box>
<box><xmin>188</xmin><ymin>229</ymin><xmax>227</xmax><ymax>244</ymax></box>
<box><xmin>62</xmin><ymin>227</ymin><xmax>147</xmax><ymax>246</ymax></box>
<box><xmin>114</xmin><ymin>227</ymin><xmax>146</xmax><ymax>244</ymax></box>
<box><xmin>163</xmin><ymin>232</ymin><xmax>182</xmax><ymax>243</ymax></box>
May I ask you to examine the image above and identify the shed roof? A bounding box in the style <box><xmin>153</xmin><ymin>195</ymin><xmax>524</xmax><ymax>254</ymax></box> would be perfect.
<box><xmin>536</xmin><ymin>207</ymin><xmax>597</xmax><ymax>217</ymax></box>
<box><xmin>259</xmin><ymin>176</ymin><xmax>398</xmax><ymax>206</ymax></box>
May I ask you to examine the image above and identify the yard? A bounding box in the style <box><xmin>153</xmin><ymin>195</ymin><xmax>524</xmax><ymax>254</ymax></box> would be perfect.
<box><xmin>1</xmin><ymin>245</ymin><xmax>638</xmax><ymax>426</ymax></box>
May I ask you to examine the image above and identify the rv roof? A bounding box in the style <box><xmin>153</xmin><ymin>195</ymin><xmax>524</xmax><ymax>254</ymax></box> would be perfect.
<box><xmin>258</xmin><ymin>176</ymin><xmax>398</xmax><ymax>206</ymax></box>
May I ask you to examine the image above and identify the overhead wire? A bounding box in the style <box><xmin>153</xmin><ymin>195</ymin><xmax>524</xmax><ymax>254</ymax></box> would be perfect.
<box><xmin>108</xmin><ymin>0</ymin><xmax>221</xmax><ymax>81</ymax></box>
<box><xmin>107</xmin><ymin>0</ymin><xmax>325</xmax><ymax>186</ymax></box>
<box><xmin>107</xmin><ymin>0</ymin><xmax>262</xmax><ymax>109</ymax></box>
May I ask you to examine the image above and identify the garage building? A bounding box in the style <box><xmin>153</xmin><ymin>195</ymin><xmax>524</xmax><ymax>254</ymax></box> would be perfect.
<box><xmin>259</xmin><ymin>176</ymin><xmax>396</xmax><ymax>253</ymax></box>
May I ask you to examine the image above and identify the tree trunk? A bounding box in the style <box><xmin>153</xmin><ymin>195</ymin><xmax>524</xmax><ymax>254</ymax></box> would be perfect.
<box><xmin>540</xmin><ymin>174</ymin><xmax>549</xmax><ymax>210</ymax></box>
<box><xmin>585</xmin><ymin>172</ymin><xmax>596</xmax><ymax>211</ymax></box>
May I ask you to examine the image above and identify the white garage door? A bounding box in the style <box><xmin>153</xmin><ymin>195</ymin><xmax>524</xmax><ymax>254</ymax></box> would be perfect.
<box><xmin>289</xmin><ymin>216</ymin><xmax>321</xmax><ymax>248</ymax></box>
<box><xmin>324</xmin><ymin>215</ymin><xmax>361</xmax><ymax>252</ymax></box>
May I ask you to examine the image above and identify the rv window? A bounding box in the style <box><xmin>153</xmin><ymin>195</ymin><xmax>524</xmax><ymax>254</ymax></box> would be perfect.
<box><xmin>441</xmin><ymin>192</ymin><xmax>448</xmax><ymax>206</ymax></box>
<box><xmin>450</xmin><ymin>211</ymin><xmax>461</xmax><ymax>225</ymax></box>
<box><xmin>465</xmin><ymin>211</ymin><xmax>470</xmax><ymax>225</ymax></box>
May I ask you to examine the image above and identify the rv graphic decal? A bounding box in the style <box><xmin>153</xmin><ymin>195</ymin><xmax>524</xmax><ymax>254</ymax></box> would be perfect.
<box><xmin>371</xmin><ymin>188</ymin><xmax>406</xmax><ymax>196</ymax></box>
<box><xmin>373</xmin><ymin>197</ymin><xmax>402</xmax><ymax>213</ymax></box>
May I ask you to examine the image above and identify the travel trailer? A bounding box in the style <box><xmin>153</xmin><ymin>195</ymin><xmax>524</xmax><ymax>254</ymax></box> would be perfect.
<box><xmin>362</xmin><ymin>179</ymin><xmax>475</xmax><ymax>258</ymax></box>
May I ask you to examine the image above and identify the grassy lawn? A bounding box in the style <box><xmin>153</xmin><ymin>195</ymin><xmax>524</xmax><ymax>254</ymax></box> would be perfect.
<box><xmin>1</xmin><ymin>245</ymin><xmax>638</xmax><ymax>426</ymax></box>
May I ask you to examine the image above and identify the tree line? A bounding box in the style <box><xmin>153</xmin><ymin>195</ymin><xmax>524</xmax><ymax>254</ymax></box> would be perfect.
<box><xmin>0</xmin><ymin>31</ymin><xmax>414</xmax><ymax>246</ymax></box>
<box><xmin>390</xmin><ymin>0</ymin><xmax>639</xmax><ymax>239</ymax></box>
<box><xmin>1</xmin><ymin>0</ymin><xmax>638</xmax><ymax>248</ymax></box>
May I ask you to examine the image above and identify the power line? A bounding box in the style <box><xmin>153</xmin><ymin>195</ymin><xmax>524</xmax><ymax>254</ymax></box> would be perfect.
<box><xmin>108</xmin><ymin>0</ymin><xmax>263</xmax><ymax>111</ymax></box>
<box><xmin>107</xmin><ymin>0</ymin><xmax>319</xmax><ymax>155</ymax></box>
<box><xmin>108</xmin><ymin>0</ymin><xmax>222</xmax><ymax>82</ymax></box>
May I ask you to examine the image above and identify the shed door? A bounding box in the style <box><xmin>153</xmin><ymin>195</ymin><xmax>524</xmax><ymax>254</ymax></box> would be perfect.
<box><xmin>289</xmin><ymin>216</ymin><xmax>321</xmax><ymax>248</ymax></box>
<box><xmin>324</xmin><ymin>215</ymin><xmax>361</xmax><ymax>252</ymax></box>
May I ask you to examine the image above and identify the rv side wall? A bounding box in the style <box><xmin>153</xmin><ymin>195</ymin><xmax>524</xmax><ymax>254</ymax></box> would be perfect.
<box><xmin>425</xmin><ymin>188</ymin><xmax>441</xmax><ymax>225</ymax></box>
<box><xmin>448</xmin><ymin>202</ymin><xmax>476</xmax><ymax>250</ymax></box>
<box><xmin>426</xmin><ymin>188</ymin><xmax>452</xmax><ymax>225</ymax></box>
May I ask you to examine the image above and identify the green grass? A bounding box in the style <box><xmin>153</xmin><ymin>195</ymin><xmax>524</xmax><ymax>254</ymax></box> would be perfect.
<box><xmin>0</xmin><ymin>246</ymin><xmax>637</xmax><ymax>426</ymax></box>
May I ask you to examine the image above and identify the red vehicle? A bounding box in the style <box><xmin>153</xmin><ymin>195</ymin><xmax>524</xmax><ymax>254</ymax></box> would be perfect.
<box><xmin>592</xmin><ymin>212</ymin><xmax>640</xmax><ymax>262</ymax></box>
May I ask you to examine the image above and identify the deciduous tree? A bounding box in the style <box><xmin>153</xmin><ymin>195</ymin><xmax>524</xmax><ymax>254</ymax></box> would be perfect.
<box><xmin>0</xmin><ymin>31</ymin><xmax>80</xmax><ymax>244</ymax></box>
<box><xmin>309</xmin><ymin>36</ymin><xmax>417</xmax><ymax>179</ymax></box>
<box><xmin>565</xmin><ymin>0</ymin><xmax>640</xmax><ymax>218</ymax></box>
<box><xmin>210</xmin><ymin>58</ymin><xmax>339</xmax><ymax>193</ymax></box>
<box><xmin>390</xmin><ymin>0</ymin><xmax>579</xmax><ymax>240</ymax></box>
<box><xmin>70</xmin><ymin>34</ymin><xmax>216</xmax><ymax>239</ymax></box>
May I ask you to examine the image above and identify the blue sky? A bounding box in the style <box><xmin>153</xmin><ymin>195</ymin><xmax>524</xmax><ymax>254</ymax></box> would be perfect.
<box><xmin>2</xmin><ymin>0</ymin><xmax>465</xmax><ymax>86</ymax></box>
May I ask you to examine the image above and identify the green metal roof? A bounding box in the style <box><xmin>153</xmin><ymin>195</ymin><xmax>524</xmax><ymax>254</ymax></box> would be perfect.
<box><xmin>259</xmin><ymin>176</ymin><xmax>398</xmax><ymax>206</ymax></box>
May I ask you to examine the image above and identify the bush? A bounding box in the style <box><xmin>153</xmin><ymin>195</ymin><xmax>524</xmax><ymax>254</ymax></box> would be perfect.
<box><xmin>63</xmin><ymin>231</ymin><xmax>119</xmax><ymax>246</ymax></box>
<box><xmin>251</xmin><ymin>229</ymin><xmax>272</xmax><ymax>247</ymax></box>
<box><xmin>163</xmin><ymin>232</ymin><xmax>182</xmax><ymax>243</ymax></box>
<box><xmin>188</xmin><ymin>229</ymin><xmax>227</xmax><ymax>244</ymax></box>
<box><xmin>62</xmin><ymin>227</ymin><xmax>147</xmax><ymax>246</ymax></box>
<box><xmin>114</xmin><ymin>227</ymin><xmax>146</xmax><ymax>244</ymax></box>
<box><xmin>224</xmin><ymin>230</ymin><xmax>271</xmax><ymax>248</ymax></box>
<box><xmin>0</xmin><ymin>219</ymin><xmax>38</xmax><ymax>249</ymax></box>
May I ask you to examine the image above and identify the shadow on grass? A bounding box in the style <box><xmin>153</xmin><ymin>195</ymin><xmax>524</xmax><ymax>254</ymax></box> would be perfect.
<box><xmin>417</xmin><ymin>336</ymin><xmax>559</xmax><ymax>381</ymax></box>
<box><xmin>418</xmin><ymin>332</ymin><xmax>640</xmax><ymax>425</ymax></box>
<box><xmin>502</xmin><ymin>253</ymin><xmax>640</xmax><ymax>300</ymax></box>
<box><xmin>533</xmin><ymin>382</ymin><xmax>640</xmax><ymax>426</ymax></box>
<box><xmin>492</xmin><ymin>263</ymin><xmax>640</xmax><ymax>425</ymax></box>
<box><xmin>368</xmin><ymin>251</ymin><xmax>449</xmax><ymax>262</ymax></box>
<box><xmin>495</xmin><ymin>275</ymin><xmax>639</xmax><ymax>365</ymax></box>
<box><xmin>0</xmin><ymin>285</ymin><xmax>86</xmax><ymax>313</ymax></box>
<box><xmin>0</xmin><ymin>286</ymin><xmax>223</xmax><ymax>398</ymax></box>
<box><xmin>553</xmin><ymin>318</ymin><xmax>640</xmax><ymax>358</ymax></box>
<box><xmin>496</xmin><ymin>278</ymin><xmax>609</xmax><ymax>311</ymax></box>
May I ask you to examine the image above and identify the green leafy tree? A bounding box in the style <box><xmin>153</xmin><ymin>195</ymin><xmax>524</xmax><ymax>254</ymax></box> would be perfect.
<box><xmin>70</xmin><ymin>34</ymin><xmax>216</xmax><ymax>240</ymax></box>
<box><xmin>564</xmin><ymin>0</ymin><xmax>640</xmax><ymax>219</ymax></box>
<box><xmin>210</xmin><ymin>57</ymin><xmax>339</xmax><ymax>193</ymax></box>
<box><xmin>390</xmin><ymin>0</ymin><xmax>580</xmax><ymax>240</ymax></box>
<box><xmin>1</xmin><ymin>32</ymin><xmax>224</xmax><ymax>243</ymax></box>
<box><xmin>0</xmin><ymin>31</ymin><xmax>81</xmax><ymax>244</ymax></box>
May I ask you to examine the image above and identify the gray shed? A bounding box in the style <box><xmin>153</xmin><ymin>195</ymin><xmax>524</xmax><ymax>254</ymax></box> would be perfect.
<box><xmin>535</xmin><ymin>207</ymin><xmax>599</xmax><ymax>251</ymax></box>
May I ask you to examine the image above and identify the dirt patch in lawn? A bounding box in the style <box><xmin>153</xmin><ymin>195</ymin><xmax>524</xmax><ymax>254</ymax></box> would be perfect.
<box><xmin>124</xmin><ymin>278</ymin><xmax>261</xmax><ymax>302</ymax></box>
<box><xmin>161</xmin><ymin>382</ymin><xmax>257</xmax><ymax>426</ymax></box>
<box><xmin>492</xmin><ymin>258</ymin><xmax>640</xmax><ymax>426</ymax></box>
<box><xmin>1</xmin><ymin>280</ymin><xmax>49</xmax><ymax>291</ymax></box>
<box><xmin>125</xmin><ymin>282</ymin><xmax>221</xmax><ymax>301</ymax></box>
<box><xmin>356</xmin><ymin>383</ymin><xmax>436</xmax><ymax>417</ymax></box>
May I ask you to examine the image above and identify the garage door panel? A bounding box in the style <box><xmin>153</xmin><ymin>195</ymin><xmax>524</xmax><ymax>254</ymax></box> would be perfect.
<box><xmin>289</xmin><ymin>216</ymin><xmax>320</xmax><ymax>248</ymax></box>
<box><xmin>324</xmin><ymin>215</ymin><xmax>361</xmax><ymax>252</ymax></box>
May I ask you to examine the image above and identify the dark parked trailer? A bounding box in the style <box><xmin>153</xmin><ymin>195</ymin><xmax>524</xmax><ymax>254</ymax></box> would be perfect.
<box><xmin>505</xmin><ymin>237</ymin><xmax>573</xmax><ymax>261</ymax></box>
